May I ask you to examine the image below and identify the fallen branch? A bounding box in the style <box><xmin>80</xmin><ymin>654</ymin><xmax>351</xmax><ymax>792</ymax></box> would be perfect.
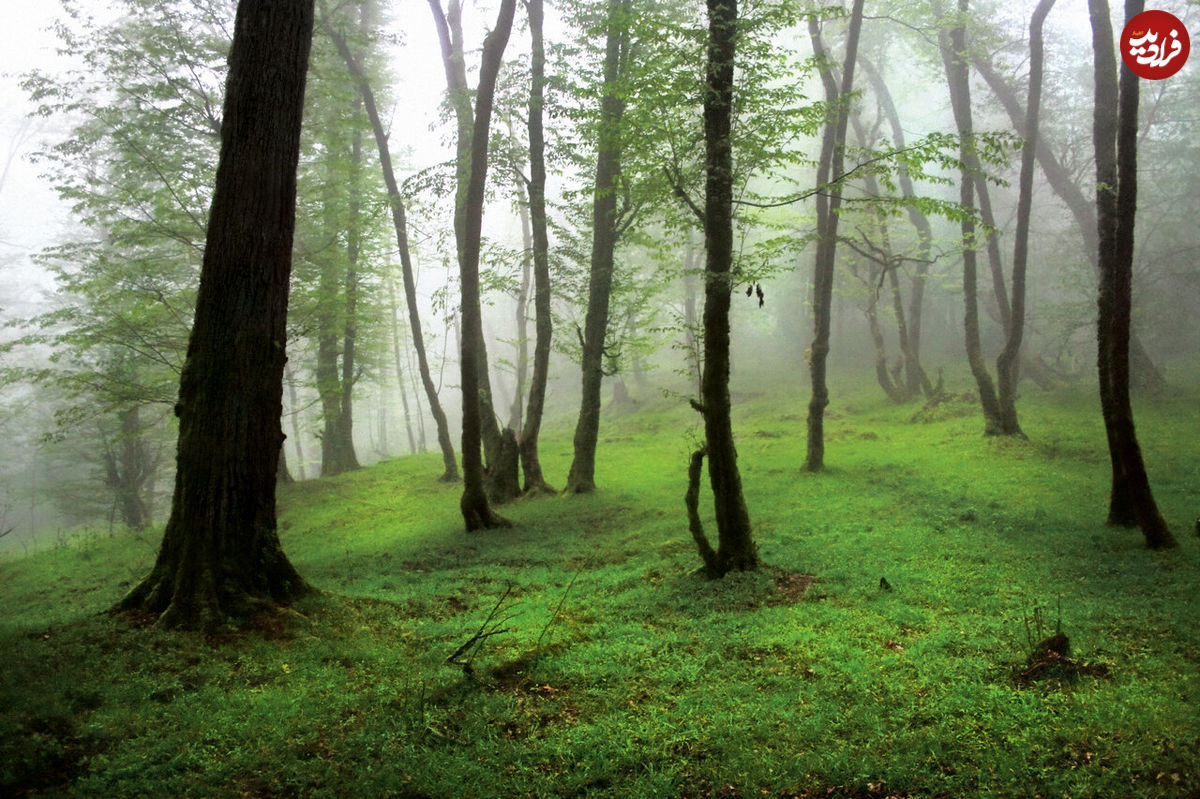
<box><xmin>447</xmin><ymin>584</ymin><xmax>514</xmax><ymax>679</ymax></box>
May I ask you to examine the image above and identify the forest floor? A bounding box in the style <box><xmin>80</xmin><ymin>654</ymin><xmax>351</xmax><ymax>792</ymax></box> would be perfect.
<box><xmin>2</xmin><ymin>377</ymin><xmax>1199</xmax><ymax>798</ymax></box>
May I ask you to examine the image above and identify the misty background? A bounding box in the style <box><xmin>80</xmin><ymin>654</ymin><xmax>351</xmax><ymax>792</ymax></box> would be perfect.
<box><xmin>0</xmin><ymin>0</ymin><xmax>1196</xmax><ymax>551</ymax></box>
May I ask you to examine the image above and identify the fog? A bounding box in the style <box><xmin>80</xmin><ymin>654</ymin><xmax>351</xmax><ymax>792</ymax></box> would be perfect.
<box><xmin>1</xmin><ymin>0</ymin><xmax>1197</xmax><ymax>551</ymax></box>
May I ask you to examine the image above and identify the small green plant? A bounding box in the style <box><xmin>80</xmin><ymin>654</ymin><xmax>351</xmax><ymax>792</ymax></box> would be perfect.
<box><xmin>1023</xmin><ymin>598</ymin><xmax>1064</xmax><ymax>657</ymax></box>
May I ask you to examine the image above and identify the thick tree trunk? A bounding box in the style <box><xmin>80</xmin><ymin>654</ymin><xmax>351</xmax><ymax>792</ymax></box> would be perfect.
<box><xmin>806</xmin><ymin>0</ymin><xmax>864</xmax><ymax>471</ymax></box>
<box><xmin>519</xmin><ymin>0</ymin><xmax>556</xmax><ymax>496</ymax></box>
<box><xmin>116</xmin><ymin>0</ymin><xmax>314</xmax><ymax>629</ymax></box>
<box><xmin>324</xmin><ymin>14</ymin><xmax>458</xmax><ymax>480</ymax></box>
<box><xmin>996</xmin><ymin>0</ymin><xmax>1056</xmax><ymax>436</ymax></box>
<box><xmin>940</xmin><ymin>0</ymin><xmax>1004</xmax><ymax>435</ymax></box>
<box><xmin>277</xmin><ymin>448</ymin><xmax>295</xmax><ymax>484</ymax></box>
<box><xmin>693</xmin><ymin>0</ymin><xmax>756</xmax><ymax>577</ymax></box>
<box><xmin>1089</xmin><ymin>0</ymin><xmax>1175</xmax><ymax>547</ymax></box>
<box><xmin>565</xmin><ymin>0</ymin><xmax>629</xmax><ymax>494</ymax></box>
<box><xmin>434</xmin><ymin>0</ymin><xmax>516</xmax><ymax>530</ymax></box>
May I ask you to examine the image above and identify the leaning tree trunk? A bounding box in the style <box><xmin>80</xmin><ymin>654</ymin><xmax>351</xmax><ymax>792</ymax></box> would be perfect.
<box><xmin>324</xmin><ymin>14</ymin><xmax>459</xmax><ymax>481</ymax></box>
<box><xmin>438</xmin><ymin>0</ymin><xmax>516</xmax><ymax>530</ymax></box>
<box><xmin>385</xmin><ymin>273</ymin><xmax>419</xmax><ymax>454</ymax></box>
<box><xmin>940</xmin><ymin>0</ymin><xmax>1004</xmax><ymax>435</ymax></box>
<box><xmin>846</xmin><ymin>106</ymin><xmax>922</xmax><ymax>404</ymax></box>
<box><xmin>1088</xmin><ymin>0</ymin><xmax>1175</xmax><ymax>547</ymax></box>
<box><xmin>519</xmin><ymin>0</ymin><xmax>556</xmax><ymax>496</ymax></box>
<box><xmin>972</xmin><ymin>51</ymin><xmax>1166</xmax><ymax>392</ymax></box>
<box><xmin>805</xmin><ymin>0</ymin><xmax>864</xmax><ymax>472</ymax></box>
<box><xmin>973</xmin><ymin>175</ymin><xmax>1012</xmax><ymax>335</ymax></box>
<box><xmin>996</xmin><ymin>0</ymin><xmax>1056</xmax><ymax>436</ymax></box>
<box><xmin>429</xmin><ymin>0</ymin><xmax>507</xmax><ymax>473</ymax></box>
<box><xmin>565</xmin><ymin>0</ymin><xmax>629</xmax><ymax>494</ymax></box>
<box><xmin>861</xmin><ymin>58</ymin><xmax>935</xmax><ymax>399</ymax></box>
<box><xmin>116</xmin><ymin>0</ymin><xmax>314</xmax><ymax>630</ymax></box>
<box><xmin>689</xmin><ymin>0</ymin><xmax>756</xmax><ymax>578</ymax></box>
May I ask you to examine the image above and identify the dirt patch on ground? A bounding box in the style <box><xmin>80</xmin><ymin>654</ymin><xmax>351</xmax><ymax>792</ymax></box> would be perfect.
<box><xmin>767</xmin><ymin>566</ymin><xmax>818</xmax><ymax>605</ymax></box>
<box><xmin>1012</xmin><ymin>633</ymin><xmax>1111</xmax><ymax>688</ymax></box>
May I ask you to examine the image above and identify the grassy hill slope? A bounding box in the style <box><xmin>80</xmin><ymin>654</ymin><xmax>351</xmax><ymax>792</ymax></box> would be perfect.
<box><xmin>2</xmin><ymin>381</ymin><xmax>1198</xmax><ymax>797</ymax></box>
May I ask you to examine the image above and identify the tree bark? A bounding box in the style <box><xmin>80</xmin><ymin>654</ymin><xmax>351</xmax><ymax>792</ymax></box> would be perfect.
<box><xmin>806</xmin><ymin>0</ymin><xmax>864</xmax><ymax>471</ymax></box>
<box><xmin>518</xmin><ymin>0</ymin><xmax>556</xmax><ymax>495</ymax></box>
<box><xmin>116</xmin><ymin>0</ymin><xmax>314</xmax><ymax>629</ymax></box>
<box><xmin>429</xmin><ymin>0</ymin><xmax>506</xmax><ymax>470</ymax></box>
<box><xmin>1089</xmin><ymin>0</ymin><xmax>1175</xmax><ymax>547</ymax></box>
<box><xmin>996</xmin><ymin>0</ymin><xmax>1056</xmax><ymax>436</ymax></box>
<box><xmin>565</xmin><ymin>0</ymin><xmax>630</xmax><ymax>494</ymax></box>
<box><xmin>940</xmin><ymin>0</ymin><xmax>1004</xmax><ymax>435</ymax></box>
<box><xmin>323</xmin><ymin>12</ymin><xmax>459</xmax><ymax>480</ymax></box>
<box><xmin>438</xmin><ymin>0</ymin><xmax>517</xmax><ymax>530</ymax></box>
<box><xmin>693</xmin><ymin>0</ymin><xmax>756</xmax><ymax>577</ymax></box>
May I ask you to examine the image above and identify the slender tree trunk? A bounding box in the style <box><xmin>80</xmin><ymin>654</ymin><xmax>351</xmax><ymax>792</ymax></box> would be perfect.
<box><xmin>339</xmin><ymin>83</ymin><xmax>364</xmax><ymax>466</ymax></box>
<box><xmin>433</xmin><ymin>0</ymin><xmax>517</xmax><ymax>529</ymax></box>
<box><xmin>313</xmin><ymin>138</ymin><xmax>360</xmax><ymax>477</ymax></box>
<box><xmin>1089</xmin><ymin>0</ymin><xmax>1175</xmax><ymax>547</ymax></box>
<box><xmin>996</xmin><ymin>0</ymin><xmax>1056</xmax><ymax>436</ymax></box>
<box><xmin>940</xmin><ymin>0</ymin><xmax>1004</xmax><ymax>435</ymax></box>
<box><xmin>973</xmin><ymin>50</ymin><xmax>1166</xmax><ymax>392</ymax></box>
<box><xmin>116</xmin><ymin>0</ymin><xmax>314</xmax><ymax>629</ymax></box>
<box><xmin>103</xmin><ymin>405</ymin><xmax>152</xmax><ymax>530</ymax></box>
<box><xmin>806</xmin><ymin>0</ymin><xmax>864</xmax><ymax>472</ymax></box>
<box><xmin>691</xmin><ymin>0</ymin><xmax>756</xmax><ymax>577</ymax></box>
<box><xmin>861</xmin><ymin>58</ymin><xmax>936</xmax><ymax>399</ymax></box>
<box><xmin>324</xmin><ymin>13</ymin><xmax>459</xmax><ymax>480</ymax></box>
<box><xmin>973</xmin><ymin>175</ymin><xmax>1012</xmax><ymax>334</ymax></box>
<box><xmin>284</xmin><ymin>363</ymin><xmax>307</xmax><ymax>480</ymax></box>
<box><xmin>565</xmin><ymin>0</ymin><xmax>629</xmax><ymax>494</ymax></box>
<box><xmin>847</xmin><ymin>106</ymin><xmax>923</xmax><ymax>403</ymax></box>
<box><xmin>519</xmin><ymin>0</ymin><xmax>556</xmax><ymax>495</ymax></box>
<box><xmin>429</xmin><ymin>0</ymin><xmax>506</xmax><ymax>470</ymax></box>
<box><xmin>386</xmin><ymin>273</ymin><xmax>418</xmax><ymax>454</ymax></box>
<box><xmin>510</xmin><ymin>177</ymin><xmax>532</xmax><ymax>434</ymax></box>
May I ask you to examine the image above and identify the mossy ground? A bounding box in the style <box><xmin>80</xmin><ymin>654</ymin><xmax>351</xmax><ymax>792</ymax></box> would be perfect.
<box><xmin>2</xmin><ymin>376</ymin><xmax>1198</xmax><ymax>798</ymax></box>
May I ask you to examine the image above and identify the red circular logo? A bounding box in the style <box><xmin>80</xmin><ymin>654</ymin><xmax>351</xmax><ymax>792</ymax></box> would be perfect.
<box><xmin>1122</xmin><ymin>10</ymin><xmax>1190</xmax><ymax>80</ymax></box>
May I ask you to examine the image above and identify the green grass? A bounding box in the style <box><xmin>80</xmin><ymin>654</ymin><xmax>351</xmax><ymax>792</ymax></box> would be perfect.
<box><xmin>2</xmin><ymin>377</ymin><xmax>1199</xmax><ymax>798</ymax></box>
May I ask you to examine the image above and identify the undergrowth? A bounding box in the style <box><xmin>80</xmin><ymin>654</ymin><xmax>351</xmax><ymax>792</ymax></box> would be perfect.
<box><xmin>2</xmin><ymin>377</ymin><xmax>1198</xmax><ymax>798</ymax></box>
